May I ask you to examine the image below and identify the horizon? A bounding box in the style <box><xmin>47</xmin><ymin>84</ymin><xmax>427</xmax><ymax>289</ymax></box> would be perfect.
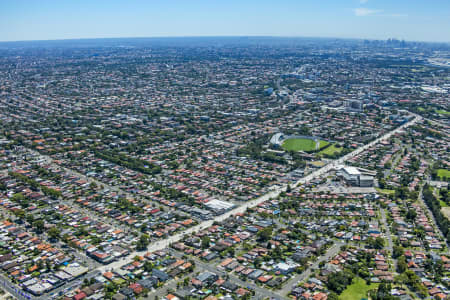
<box><xmin>0</xmin><ymin>35</ymin><xmax>449</xmax><ymax>45</ymax></box>
<box><xmin>0</xmin><ymin>2</ymin><xmax>449</xmax><ymax>299</ymax></box>
<box><xmin>1</xmin><ymin>0</ymin><xmax>450</xmax><ymax>43</ymax></box>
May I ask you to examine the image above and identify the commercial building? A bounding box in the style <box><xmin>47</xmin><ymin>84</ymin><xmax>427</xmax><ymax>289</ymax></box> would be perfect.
<box><xmin>337</xmin><ymin>166</ymin><xmax>374</xmax><ymax>187</ymax></box>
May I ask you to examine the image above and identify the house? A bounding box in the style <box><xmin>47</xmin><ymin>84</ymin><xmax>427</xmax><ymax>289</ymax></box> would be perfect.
<box><xmin>221</xmin><ymin>280</ymin><xmax>238</xmax><ymax>292</ymax></box>
<box><xmin>138</xmin><ymin>278</ymin><xmax>158</xmax><ymax>289</ymax></box>
<box><xmin>196</xmin><ymin>271</ymin><xmax>218</xmax><ymax>286</ymax></box>
<box><xmin>129</xmin><ymin>283</ymin><xmax>143</xmax><ymax>295</ymax></box>
<box><xmin>118</xmin><ymin>287</ymin><xmax>134</xmax><ymax>298</ymax></box>
<box><xmin>165</xmin><ymin>294</ymin><xmax>180</xmax><ymax>300</ymax></box>
<box><xmin>73</xmin><ymin>292</ymin><xmax>87</xmax><ymax>300</ymax></box>
<box><xmin>267</xmin><ymin>276</ymin><xmax>283</xmax><ymax>287</ymax></box>
<box><xmin>152</xmin><ymin>269</ymin><xmax>169</xmax><ymax>282</ymax></box>
<box><xmin>292</xmin><ymin>249</ymin><xmax>311</xmax><ymax>262</ymax></box>
<box><xmin>273</xmin><ymin>262</ymin><xmax>298</xmax><ymax>274</ymax></box>
<box><xmin>112</xmin><ymin>293</ymin><xmax>126</xmax><ymax>300</ymax></box>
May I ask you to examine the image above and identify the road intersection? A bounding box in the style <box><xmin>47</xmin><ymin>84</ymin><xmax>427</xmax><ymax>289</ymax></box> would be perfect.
<box><xmin>1</xmin><ymin>115</ymin><xmax>419</xmax><ymax>299</ymax></box>
<box><xmin>97</xmin><ymin>115</ymin><xmax>420</xmax><ymax>276</ymax></box>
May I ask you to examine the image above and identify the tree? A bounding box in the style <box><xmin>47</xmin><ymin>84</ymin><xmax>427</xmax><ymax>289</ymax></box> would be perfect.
<box><xmin>25</xmin><ymin>214</ymin><xmax>34</xmax><ymax>225</ymax></box>
<box><xmin>136</xmin><ymin>234</ymin><xmax>150</xmax><ymax>251</ymax></box>
<box><xmin>368</xmin><ymin>236</ymin><xmax>384</xmax><ymax>249</ymax></box>
<box><xmin>397</xmin><ymin>256</ymin><xmax>407</xmax><ymax>273</ymax></box>
<box><xmin>393</xmin><ymin>245</ymin><xmax>404</xmax><ymax>258</ymax></box>
<box><xmin>201</xmin><ymin>236</ymin><xmax>210</xmax><ymax>249</ymax></box>
<box><xmin>48</xmin><ymin>227</ymin><xmax>61</xmax><ymax>240</ymax></box>
<box><xmin>33</xmin><ymin>220</ymin><xmax>45</xmax><ymax>234</ymax></box>
<box><xmin>370</xmin><ymin>282</ymin><xmax>399</xmax><ymax>300</ymax></box>
<box><xmin>327</xmin><ymin>292</ymin><xmax>339</xmax><ymax>300</ymax></box>
<box><xmin>375</xmin><ymin>237</ymin><xmax>384</xmax><ymax>249</ymax></box>
<box><xmin>405</xmin><ymin>209</ymin><xmax>416</xmax><ymax>221</ymax></box>
<box><xmin>257</xmin><ymin>227</ymin><xmax>273</xmax><ymax>242</ymax></box>
<box><xmin>326</xmin><ymin>270</ymin><xmax>354</xmax><ymax>294</ymax></box>
<box><xmin>143</xmin><ymin>261</ymin><xmax>153</xmax><ymax>272</ymax></box>
<box><xmin>11</xmin><ymin>193</ymin><xmax>26</xmax><ymax>203</ymax></box>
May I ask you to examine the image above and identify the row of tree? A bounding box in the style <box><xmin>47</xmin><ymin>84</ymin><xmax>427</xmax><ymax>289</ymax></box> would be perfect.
<box><xmin>9</xmin><ymin>171</ymin><xmax>62</xmax><ymax>198</ymax></box>
<box><xmin>422</xmin><ymin>184</ymin><xmax>450</xmax><ymax>243</ymax></box>
<box><xmin>93</xmin><ymin>149</ymin><xmax>162</xmax><ymax>175</ymax></box>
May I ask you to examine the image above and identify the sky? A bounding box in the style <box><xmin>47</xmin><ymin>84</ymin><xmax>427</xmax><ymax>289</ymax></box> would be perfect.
<box><xmin>1</xmin><ymin>0</ymin><xmax>450</xmax><ymax>43</ymax></box>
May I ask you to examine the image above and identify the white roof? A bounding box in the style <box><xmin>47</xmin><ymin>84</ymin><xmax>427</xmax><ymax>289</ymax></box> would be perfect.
<box><xmin>343</xmin><ymin>166</ymin><xmax>360</xmax><ymax>175</ymax></box>
<box><xmin>205</xmin><ymin>199</ymin><xmax>234</xmax><ymax>210</ymax></box>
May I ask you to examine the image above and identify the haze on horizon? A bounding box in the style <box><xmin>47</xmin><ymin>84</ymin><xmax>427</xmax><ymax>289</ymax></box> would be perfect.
<box><xmin>1</xmin><ymin>0</ymin><xmax>450</xmax><ymax>43</ymax></box>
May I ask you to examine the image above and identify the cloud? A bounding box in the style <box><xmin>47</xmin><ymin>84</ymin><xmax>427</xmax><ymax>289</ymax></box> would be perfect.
<box><xmin>353</xmin><ymin>8</ymin><xmax>382</xmax><ymax>16</ymax></box>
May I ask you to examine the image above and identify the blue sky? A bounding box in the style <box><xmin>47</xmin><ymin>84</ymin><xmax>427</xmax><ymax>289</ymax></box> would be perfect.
<box><xmin>1</xmin><ymin>0</ymin><xmax>449</xmax><ymax>42</ymax></box>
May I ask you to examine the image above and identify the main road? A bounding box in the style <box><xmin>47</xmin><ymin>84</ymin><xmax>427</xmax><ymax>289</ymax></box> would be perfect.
<box><xmin>98</xmin><ymin>115</ymin><xmax>420</xmax><ymax>274</ymax></box>
<box><xmin>0</xmin><ymin>114</ymin><xmax>420</xmax><ymax>299</ymax></box>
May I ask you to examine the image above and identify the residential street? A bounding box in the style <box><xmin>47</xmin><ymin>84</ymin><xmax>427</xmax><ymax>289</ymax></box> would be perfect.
<box><xmin>278</xmin><ymin>241</ymin><xmax>344</xmax><ymax>296</ymax></box>
<box><xmin>98</xmin><ymin>115</ymin><xmax>419</xmax><ymax>275</ymax></box>
<box><xmin>0</xmin><ymin>114</ymin><xmax>420</xmax><ymax>299</ymax></box>
<box><xmin>0</xmin><ymin>29</ymin><xmax>449</xmax><ymax>300</ymax></box>
<box><xmin>380</xmin><ymin>208</ymin><xmax>396</xmax><ymax>270</ymax></box>
<box><xmin>418</xmin><ymin>182</ymin><xmax>449</xmax><ymax>248</ymax></box>
<box><xmin>168</xmin><ymin>249</ymin><xmax>288</xmax><ymax>300</ymax></box>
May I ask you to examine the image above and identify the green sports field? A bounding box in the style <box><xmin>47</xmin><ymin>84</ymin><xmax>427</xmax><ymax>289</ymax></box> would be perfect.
<box><xmin>282</xmin><ymin>138</ymin><xmax>329</xmax><ymax>152</ymax></box>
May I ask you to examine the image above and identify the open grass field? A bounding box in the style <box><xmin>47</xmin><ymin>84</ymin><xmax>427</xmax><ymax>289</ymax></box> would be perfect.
<box><xmin>339</xmin><ymin>277</ymin><xmax>379</xmax><ymax>300</ymax></box>
<box><xmin>282</xmin><ymin>138</ymin><xmax>317</xmax><ymax>151</ymax></box>
<box><xmin>319</xmin><ymin>144</ymin><xmax>343</xmax><ymax>156</ymax></box>
<box><xmin>437</xmin><ymin>169</ymin><xmax>450</xmax><ymax>180</ymax></box>
<box><xmin>376</xmin><ymin>188</ymin><xmax>395</xmax><ymax>195</ymax></box>
<box><xmin>319</xmin><ymin>140</ymin><xmax>329</xmax><ymax>148</ymax></box>
<box><xmin>282</xmin><ymin>138</ymin><xmax>328</xmax><ymax>152</ymax></box>
<box><xmin>436</xmin><ymin>109</ymin><xmax>450</xmax><ymax>116</ymax></box>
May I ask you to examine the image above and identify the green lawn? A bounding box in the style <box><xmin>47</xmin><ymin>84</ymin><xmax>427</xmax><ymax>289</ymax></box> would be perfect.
<box><xmin>319</xmin><ymin>140</ymin><xmax>330</xmax><ymax>148</ymax></box>
<box><xmin>376</xmin><ymin>188</ymin><xmax>395</xmax><ymax>195</ymax></box>
<box><xmin>436</xmin><ymin>109</ymin><xmax>450</xmax><ymax>116</ymax></box>
<box><xmin>437</xmin><ymin>169</ymin><xmax>450</xmax><ymax>180</ymax></box>
<box><xmin>339</xmin><ymin>277</ymin><xmax>379</xmax><ymax>300</ymax></box>
<box><xmin>319</xmin><ymin>144</ymin><xmax>343</xmax><ymax>156</ymax></box>
<box><xmin>282</xmin><ymin>138</ymin><xmax>328</xmax><ymax>152</ymax></box>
